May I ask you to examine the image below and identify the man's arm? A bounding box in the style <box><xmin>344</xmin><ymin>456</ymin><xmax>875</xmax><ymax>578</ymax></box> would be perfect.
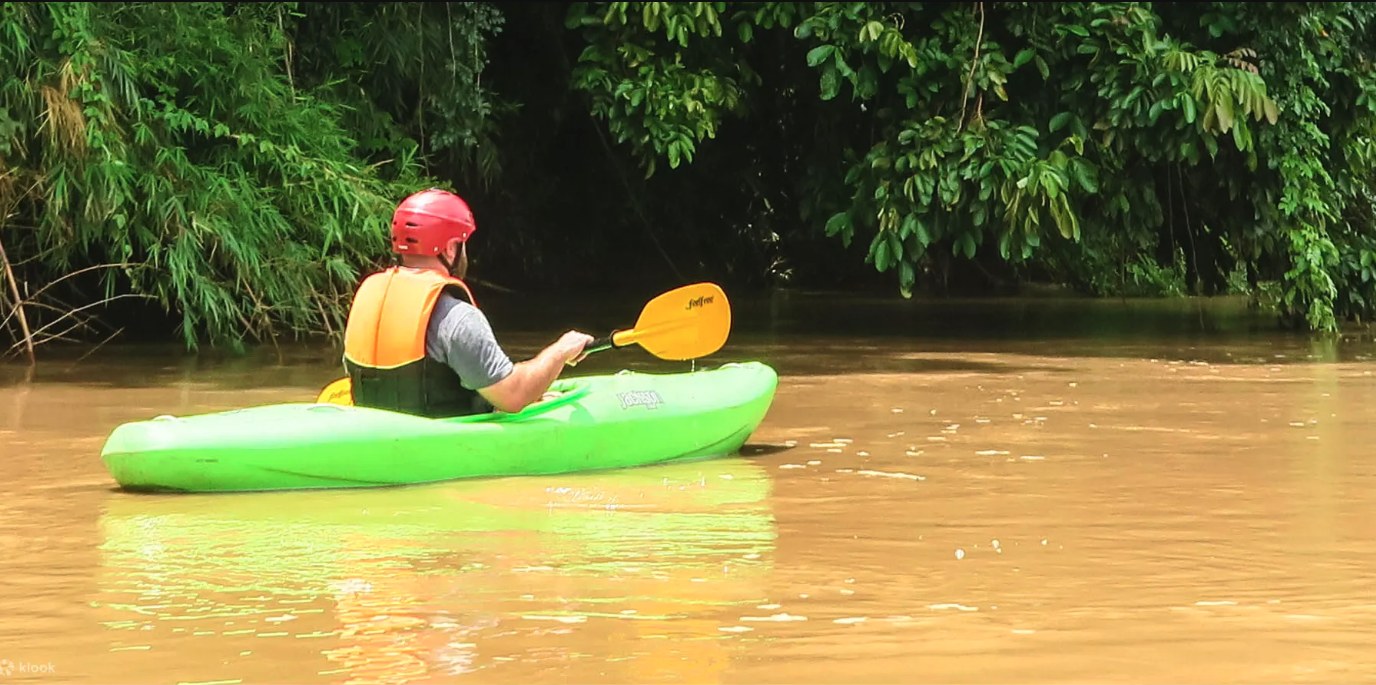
<box><xmin>478</xmin><ymin>331</ymin><xmax>592</xmax><ymax>413</ymax></box>
<box><xmin>429</xmin><ymin>299</ymin><xmax>592</xmax><ymax>415</ymax></box>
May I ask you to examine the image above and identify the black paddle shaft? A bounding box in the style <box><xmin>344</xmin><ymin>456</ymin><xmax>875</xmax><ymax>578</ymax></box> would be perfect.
<box><xmin>585</xmin><ymin>332</ymin><xmax>619</xmax><ymax>356</ymax></box>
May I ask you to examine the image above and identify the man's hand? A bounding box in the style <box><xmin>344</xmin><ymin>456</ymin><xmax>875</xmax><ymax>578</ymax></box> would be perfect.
<box><xmin>556</xmin><ymin>331</ymin><xmax>595</xmax><ymax>366</ymax></box>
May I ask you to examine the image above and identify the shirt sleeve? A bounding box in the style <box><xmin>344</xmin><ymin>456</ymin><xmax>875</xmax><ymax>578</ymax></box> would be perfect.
<box><xmin>427</xmin><ymin>295</ymin><xmax>515</xmax><ymax>391</ymax></box>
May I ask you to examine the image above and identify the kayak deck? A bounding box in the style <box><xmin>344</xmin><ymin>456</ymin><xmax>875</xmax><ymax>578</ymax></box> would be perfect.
<box><xmin>100</xmin><ymin>361</ymin><xmax>778</xmax><ymax>493</ymax></box>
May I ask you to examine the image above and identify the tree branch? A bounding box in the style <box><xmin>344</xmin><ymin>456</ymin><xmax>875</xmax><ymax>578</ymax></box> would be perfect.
<box><xmin>958</xmin><ymin>2</ymin><xmax>986</xmax><ymax>133</ymax></box>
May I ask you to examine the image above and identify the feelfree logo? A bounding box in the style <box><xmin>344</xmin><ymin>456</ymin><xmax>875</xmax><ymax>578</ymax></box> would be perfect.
<box><xmin>685</xmin><ymin>295</ymin><xmax>715</xmax><ymax>310</ymax></box>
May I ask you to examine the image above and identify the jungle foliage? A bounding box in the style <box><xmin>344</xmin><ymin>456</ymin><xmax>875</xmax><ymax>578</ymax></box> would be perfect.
<box><xmin>0</xmin><ymin>1</ymin><xmax>499</xmax><ymax>356</ymax></box>
<box><xmin>3</xmin><ymin>2</ymin><xmax>1376</xmax><ymax>358</ymax></box>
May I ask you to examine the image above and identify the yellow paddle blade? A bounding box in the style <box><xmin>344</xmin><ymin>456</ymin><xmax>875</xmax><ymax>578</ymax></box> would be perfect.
<box><xmin>316</xmin><ymin>377</ymin><xmax>353</xmax><ymax>405</ymax></box>
<box><xmin>614</xmin><ymin>282</ymin><xmax>730</xmax><ymax>360</ymax></box>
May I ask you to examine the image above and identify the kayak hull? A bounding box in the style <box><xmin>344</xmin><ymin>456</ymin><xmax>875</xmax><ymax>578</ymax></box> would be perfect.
<box><xmin>100</xmin><ymin>361</ymin><xmax>778</xmax><ymax>493</ymax></box>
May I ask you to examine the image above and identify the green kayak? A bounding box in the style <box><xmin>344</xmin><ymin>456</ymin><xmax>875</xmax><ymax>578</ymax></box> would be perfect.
<box><xmin>100</xmin><ymin>361</ymin><xmax>778</xmax><ymax>493</ymax></box>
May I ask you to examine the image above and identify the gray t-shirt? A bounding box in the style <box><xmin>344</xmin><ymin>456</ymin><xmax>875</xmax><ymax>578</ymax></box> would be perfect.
<box><xmin>425</xmin><ymin>293</ymin><xmax>515</xmax><ymax>390</ymax></box>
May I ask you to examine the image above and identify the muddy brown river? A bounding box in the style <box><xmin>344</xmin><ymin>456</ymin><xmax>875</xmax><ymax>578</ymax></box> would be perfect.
<box><xmin>2</xmin><ymin>293</ymin><xmax>1375</xmax><ymax>684</ymax></box>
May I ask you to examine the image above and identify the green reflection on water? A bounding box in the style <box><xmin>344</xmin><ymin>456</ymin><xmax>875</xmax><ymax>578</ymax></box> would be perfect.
<box><xmin>95</xmin><ymin>457</ymin><xmax>777</xmax><ymax>682</ymax></box>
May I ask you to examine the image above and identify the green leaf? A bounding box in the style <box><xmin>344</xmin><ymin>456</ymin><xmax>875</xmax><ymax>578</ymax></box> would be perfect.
<box><xmin>875</xmin><ymin>235</ymin><xmax>892</xmax><ymax>271</ymax></box>
<box><xmin>914</xmin><ymin>217</ymin><xmax>931</xmax><ymax>245</ymax></box>
<box><xmin>1071</xmin><ymin>159</ymin><xmax>1099</xmax><ymax>193</ymax></box>
<box><xmin>858</xmin><ymin>20</ymin><xmax>884</xmax><ymax>42</ymax></box>
<box><xmin>834</xmin><ymin>53</ymin><xmax>855</xmax><ymax>78</ymax></box>
<box><xmin>1232</xmin><ymin>119</ymin><xmax>1250</xmax><ymax>151</ymax></box>
<box><xmin>806</xmin><ymin>44</ymin><xmax>835</xmax><ymax>67</ymax></box>
<box><xmin>899</xmin><ymin>260</ymin><xmax>916</xmax><ymax>298</ymax></box>
<box><xmin>1181</xmin><ymin>140</ymin><xmax>1198</xmax><ymax>162</ymax></box>
<box><xmin>1181</xmin><ymin>95</ymin><xmax>1197</xmax><ymax>124</ymax></box>
<box><xmin>819</xmin><ymin>64</ymin><xmax>840</xmax><ymax>100</ymax></box>
<box><xmin>901</xmin><ymin>213</ymin><xmax>918</xmax><ymax>238</ymax></box>
<box><xmin>1013</xmin><ymin>48</ymin><xmax>1036</xmax><ymax>69</ymax></box>
<box><xmin>888</xmin><ymin>230</ymin><xmax>904</xmax><ymax>261</ymax></box>
<box><xmin>824</xmin><ymin>211</ymin><xmax>851</xmax><ymax>237</ymax></box>
<box><xmin>1065</xmin><ymin>24</ymin><xmax>1089</xmax><ymax>38</ymax></box>
<box><xmin>1050</xmin><ymin>111</ymin><xmax>1073</xmax><ymax>132</ymax></box>
<box><xmin>1216</xmin><ymin>95</ymin><xmax>1235</xmax><ymax>132</ymax></box>
<box><xmin>957</xmin><ymin>233</ymin><xmax>977</xmax><ymax>259</ymax></box>
<box><xmin>1060</xmin><ymin>202</ymin><xmax>1081</xmax><ymax>240</ymax></box>
<box><xmin>1042</xmin><ymin>173</ymin><xmax>1060</xmax><ymax>199</ymax></box>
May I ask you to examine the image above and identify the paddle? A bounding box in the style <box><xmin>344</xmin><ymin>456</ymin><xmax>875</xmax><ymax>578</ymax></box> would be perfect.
<box><xmin>315</xmin><ymin>282</ymin><xmax>731</xmax><ymax>405</ymax></box>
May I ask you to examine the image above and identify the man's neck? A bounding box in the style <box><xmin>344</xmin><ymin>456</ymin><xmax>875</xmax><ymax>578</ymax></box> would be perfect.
<box><xmin>399</xmin><ymin>256</ymin><xmax>448</xmax><ymax>274</ymax></box>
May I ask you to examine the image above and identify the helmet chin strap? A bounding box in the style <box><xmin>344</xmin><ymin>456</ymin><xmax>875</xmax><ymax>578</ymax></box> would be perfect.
<box><xmin>437</xmin><ymin>242</ymin><xmax>466</xmax><ymax>278</ymax></box>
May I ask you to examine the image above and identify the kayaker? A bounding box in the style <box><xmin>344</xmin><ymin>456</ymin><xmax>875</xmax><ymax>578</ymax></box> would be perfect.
<box><xmin>341</xmin><ymin>188</ymin><xmax>593</xmax><ymax>418</ymax></box>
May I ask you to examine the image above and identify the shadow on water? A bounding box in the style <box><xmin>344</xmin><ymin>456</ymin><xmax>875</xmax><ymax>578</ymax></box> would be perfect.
<box><xmin>738</xmin><ymin>442</ymin><xmax>797</xmax><ymax>458</ymax></box>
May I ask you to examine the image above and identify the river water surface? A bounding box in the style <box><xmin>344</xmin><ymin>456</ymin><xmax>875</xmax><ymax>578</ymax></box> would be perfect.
<box><xmin>2</xmin><ymin>293</ymin><xmax>1375</xmax><ymax>684</ymax></box>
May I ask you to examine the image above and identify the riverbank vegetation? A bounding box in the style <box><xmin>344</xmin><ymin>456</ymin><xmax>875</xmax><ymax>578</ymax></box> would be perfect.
<box><xmin>4</xmin><ymin>2</ymin><xmax>1375</xmax><ymax>359</ymax></box>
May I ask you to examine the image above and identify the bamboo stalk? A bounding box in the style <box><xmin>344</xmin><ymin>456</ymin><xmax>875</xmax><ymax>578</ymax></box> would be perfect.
<box><xmin>0</xmin><ymin>281</ymin><xmax>12</xmax><ymax>342</ymax></box>
<box><xmin>315</xmin><ymin>297</ymin><xmax>335</xmax><ymax>337</ymax></box>
<box><xmin>0</xmin><ymin>231</ymin><xmax>35</xmax><ymax>365</ymax></box>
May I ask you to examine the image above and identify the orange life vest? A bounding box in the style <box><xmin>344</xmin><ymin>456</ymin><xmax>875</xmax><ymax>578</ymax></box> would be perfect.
<box><xmin>342</xmin><ymin>267</ymin><xmax>489</xmax><ymax>417</ymax></box>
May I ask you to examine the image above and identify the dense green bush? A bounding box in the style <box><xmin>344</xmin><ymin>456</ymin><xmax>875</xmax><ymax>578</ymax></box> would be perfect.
<box><xmin>0</xmin><ymin>2</ymin><xmax>498</xmax><ymax>355</ymax></box>
<box><xmin>4</xmin><ymin>2</ymin><xmax>1375</xmax><ymax>359</ymax></box>
<box><xmin>565</xmin><ymin>2</ymin><xmax>1376</xmax><ymax>332</ymax></box>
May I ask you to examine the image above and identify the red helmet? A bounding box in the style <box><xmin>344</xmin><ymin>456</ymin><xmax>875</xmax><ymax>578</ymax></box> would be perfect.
<box><xmin>390</xmin><ymin>189</ymin><xmax>476</xmax><ymax>255</ymax></box>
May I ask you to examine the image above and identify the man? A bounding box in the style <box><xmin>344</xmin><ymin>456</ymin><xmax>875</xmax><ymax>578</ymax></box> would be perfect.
<box><xmin>341</xmin><ymin>188</ymin><xmax>593</xmax><ymax>418</ymax></box>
